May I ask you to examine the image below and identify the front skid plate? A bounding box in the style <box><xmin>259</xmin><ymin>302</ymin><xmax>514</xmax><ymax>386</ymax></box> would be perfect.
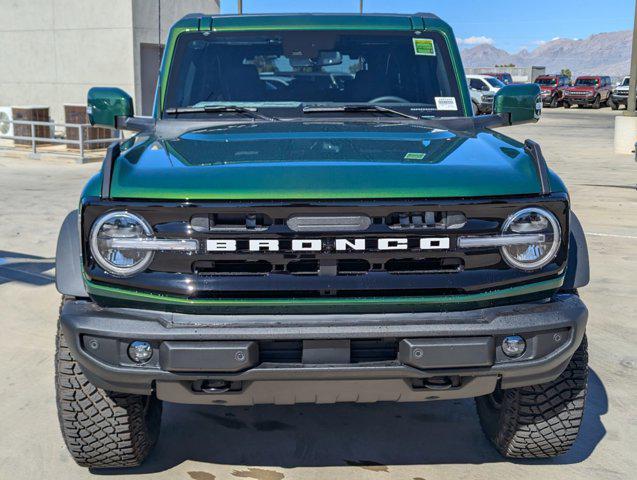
<box><xmin>156</xmin><ymin>377</ymin><xmax>499</xmax><ymax>406</ymax></box>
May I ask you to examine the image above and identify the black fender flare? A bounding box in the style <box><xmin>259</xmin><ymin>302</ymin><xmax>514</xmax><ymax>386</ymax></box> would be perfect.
<box><xmin>562</xmin><ymin>211</ymin><xmax>590</xmax><ymax>290</ymax></box>
<box><xmin>55</xmin><ymin>210</ymin><xmax>88</xmax><ymax>298</ymax></box>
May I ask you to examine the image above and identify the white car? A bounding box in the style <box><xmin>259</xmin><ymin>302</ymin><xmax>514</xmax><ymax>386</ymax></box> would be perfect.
<box><xmin>467</xmin><ymin>74</ymin><xmax>505</xmax><ymax>114</ymax></box>
<box><xmin>610</xmin><ymin>76</ymin><xmax>632</xmax><ymax>110</ymax></box>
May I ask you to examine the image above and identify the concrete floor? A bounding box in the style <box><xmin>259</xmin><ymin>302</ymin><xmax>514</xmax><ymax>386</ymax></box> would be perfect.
<box><xmin>0</xmin><ymin>108</ymin><xmax>635</xmax><ymax>480</ymax></box>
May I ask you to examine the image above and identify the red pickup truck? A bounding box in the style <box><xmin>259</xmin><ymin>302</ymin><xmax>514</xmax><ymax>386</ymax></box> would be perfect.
<box><xmin>563</xmin><ymin>76</ymin><xmax>613</xmax><ymax>109</ymax></box>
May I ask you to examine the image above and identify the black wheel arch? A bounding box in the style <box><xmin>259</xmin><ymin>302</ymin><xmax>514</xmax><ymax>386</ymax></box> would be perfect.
<box><xmin>55</xmin><ymin>210</ymin><xmax>88</xmax><ymax>298</ymax></box>
<box><xmin>563</xmin><ymin>211</ymin><xmax>590</xmax><ymax>290</ymax></box>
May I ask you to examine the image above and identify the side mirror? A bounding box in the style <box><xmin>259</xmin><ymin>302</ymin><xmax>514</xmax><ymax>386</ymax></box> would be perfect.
<box><xmin>493</xmin><ymin>84</ymin><xmax>541</xmax><ymax>126</ymax></box>
<box><xmin>87</xmin><ymin>87</ymin><xmax>134</xmax><ymax>129</ymax></box>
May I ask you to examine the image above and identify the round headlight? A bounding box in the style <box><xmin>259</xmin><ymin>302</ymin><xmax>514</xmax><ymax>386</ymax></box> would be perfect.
<box><xmin>90</xmin><ymin>211</ymin><xmax>154</xmax><ymax>276</ymax></box>
<box><xmin>501</xmin><ymin>208</ymin><xmax>561</xmax><ymax>271</ymax></box>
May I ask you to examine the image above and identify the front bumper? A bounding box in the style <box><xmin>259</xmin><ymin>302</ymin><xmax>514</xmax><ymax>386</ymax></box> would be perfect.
<box><xmin>564</xmin><ymin>95</ymin><xmax>595</xmax><ymax>105</ymax></box>
<box><xmin>540</xmin><ymin>92</ymin><xmax>556</xmax><ymax>104</ymax></box>
<box><xmin>612</xmin><ymin>94</ymin><xmax>628</xmax><ymax>106</ymax></box>
<box><xmin>478</xmin><ymin>101</ymin><xmax>493</xmax><ymax>113</ymax></box>
<box><xmin>60</xmin><ymin>293</ymin><xmax>587</xmax><ymax>405</ymax></box>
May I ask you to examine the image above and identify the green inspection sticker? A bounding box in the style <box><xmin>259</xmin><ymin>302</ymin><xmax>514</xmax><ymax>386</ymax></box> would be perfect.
<box><xmin>404</xmin><ymin>152</ymin><xmax>426</xmax><ymax>160</ymax></box>
<box><xmin>413</xmin><ymin>38</ymin><xmax>436</xmax><ymax>56</ymax></box>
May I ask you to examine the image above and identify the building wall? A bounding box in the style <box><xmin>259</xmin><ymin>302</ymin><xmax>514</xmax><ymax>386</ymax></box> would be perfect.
<box><xmin>0</xmin><ymin>0</ymin><xmax>219</xmax><ymax>124</ymax></box>
<box><xmin>132</xmin><ymin>0</ymin><xmax>220</xmax><ymax>115</ymax></box>
<box><xmin>0</xmin><ymin>0</ymin><xmax>135</xmax><ymax>123</ymax></box>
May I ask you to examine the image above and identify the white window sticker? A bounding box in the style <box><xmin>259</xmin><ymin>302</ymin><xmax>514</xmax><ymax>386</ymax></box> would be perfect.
<box><xmin>435</xmin><ymin>97</ymin><xmax>458</xmax><ymax>111</ymax></box>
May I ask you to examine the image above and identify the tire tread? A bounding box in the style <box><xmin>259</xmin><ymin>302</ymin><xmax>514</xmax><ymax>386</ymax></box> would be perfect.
<box><xmin>55</xmin><ymin>296</ymin><xmax>161</xmax><ymax>468</ymax></box>
<box><xmin>477</xmin><ymin>336</ymin><xmax>588</xmax><ymax>458</ymax></box>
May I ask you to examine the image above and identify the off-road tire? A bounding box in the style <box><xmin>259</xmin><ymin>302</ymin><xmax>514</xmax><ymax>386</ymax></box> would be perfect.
<box><xmin>592</xmin><ymin>96</ymin><xmax>601</xmax><ymax>109</ymax></box>
<box><xmin>549</xmin><ymin>95</ymin><xmax>558</xmax><ymax>108</ymax></box>
<box><xmin>609</xmin><ymin>98</ymin><xmax>619</xmax><ymax>110</ymax></box>
<box><xmin>55</xmin><ymin>297</ymin><xmax>162</xmax><ymax>468</ymax></box>
<box><xmin>476</xmin><ymin>336</ymin><xmax>588</xmax><ymax>459</ymax></box>
<box><xmin>563</xmin><ymin>102</ymin><xmax>571</xmax><ymax>109</ymax></box>
<box><xmin>471</xmin><ymin>100</ymin><xmax>479</xmax><ymax>116</ymax></box>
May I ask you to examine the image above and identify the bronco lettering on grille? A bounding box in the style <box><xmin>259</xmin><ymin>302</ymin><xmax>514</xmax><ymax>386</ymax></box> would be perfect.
<box><xmin>206</xmin><ymin>238</ymin><xmax>451</xmax><ymax>252</ymax></box>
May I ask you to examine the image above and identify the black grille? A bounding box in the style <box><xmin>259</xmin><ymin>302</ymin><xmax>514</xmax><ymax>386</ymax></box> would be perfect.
<box><xmin>82</xmin><ymin>195</ymin><xmax>569</xmax><ymax>299</ymax></box>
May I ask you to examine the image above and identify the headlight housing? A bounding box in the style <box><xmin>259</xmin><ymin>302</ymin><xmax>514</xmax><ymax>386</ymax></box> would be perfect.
<box><xmin>500</xmin><ymin>207</ymin><xmax>561</xmax><ymax>271</ymax></box>
<box><xmin>90</xmin><ymin>211</ymin><xmax>154</xmax><ymax>276</ymax></box>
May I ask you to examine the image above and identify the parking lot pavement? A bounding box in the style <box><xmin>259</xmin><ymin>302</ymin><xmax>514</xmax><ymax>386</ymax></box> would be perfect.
<box><xmin>0</xmin><ymin>108</ymin><xmax>635</xmax><ymax>480</ymax></box>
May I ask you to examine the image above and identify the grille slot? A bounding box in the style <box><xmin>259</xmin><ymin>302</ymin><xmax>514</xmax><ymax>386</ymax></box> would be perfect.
<box><xmin>191</xmin><ymin>213</ymin><xmax>272</xmax><ymax>232</ymax></box>
<box><xmin>351</xmin><ymin>339</ymin><xmax>398</xmax><ymax>363</ymax></box>
<box><xmin>337</xmin><ymin>259</ymin><xmax>370</xmax><ymax>275</ymax></box>
<box><xmin>259</xmin><ymin>341</ymin><xmax>303</xmax><ymax>363</ymax></box>
<box><xmin>385</xmin><ymin>258</ymin><xmax>463</xmax><ymax>274</ymax></box>
<box><xmin>387</xmin><ymin>211</ymin><xmax>466</xmax><ymax>230</ymax></box>
<box><xmin>259</xmin><ymin>339</ymin><xmax>398</xmax><ymax>364</ymax></box>
<box><xmin>286</xmin><ymin>260</ymin><xmax>319</xmax><ymax>275</ymax></box>
<box><xmin>195</xmin><ymin>260</ymin><xmax>272</xmax><ymax>275</ymax></box>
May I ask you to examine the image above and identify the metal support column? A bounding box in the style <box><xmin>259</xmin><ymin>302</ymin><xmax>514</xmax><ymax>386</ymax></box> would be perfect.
<box><xmin>30</xmin><ymin>123</ymin><xmax>36</xmax><ymax>154</ymax></box>
<box><xmin>78</xmin><ymin>125</ymin><xmax>85</xmax><ymax>163</ymax></box>
<box><xmin>627</xmin><ymin>1</ymin><xmax>637</xmax><ymax>116</ymax></box>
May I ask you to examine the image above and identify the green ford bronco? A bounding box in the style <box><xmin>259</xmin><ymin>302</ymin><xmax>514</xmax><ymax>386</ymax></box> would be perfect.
<box><xmin>55</xmin><ymin>13</ymin><xmax>590</xmax><ymax>468</ymax></box>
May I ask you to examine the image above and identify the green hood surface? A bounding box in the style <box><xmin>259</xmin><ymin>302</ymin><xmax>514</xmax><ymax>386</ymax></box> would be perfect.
<box><xmin>109</xmin><ymin>122</ymin><xmax>549</xmax><ymax>200</ymax></box>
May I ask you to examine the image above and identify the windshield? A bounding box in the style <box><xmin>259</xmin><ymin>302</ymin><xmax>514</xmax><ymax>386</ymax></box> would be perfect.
<box><xmin>163</xmin><ymin>30</ymin><xmax>463</xmax><ymax>118</ymax></box>
<box><xmin>536</xmin><ymin>77</ymin><xmax>556</xmax><ymax>86</ymax></box>
<box><xmin>486</xmin><ymin>77</ymin><xmax>505</xmax><ymax>88</ymax></box>
<box><xmin>575</xmin><ymin>78</ymin><xmax>599</xmax><ymax>86</ymax></box>
<box><xmin>622</xmin><ymin>77</ymin><xmax>630</xmax><ymax>86</ymax></box>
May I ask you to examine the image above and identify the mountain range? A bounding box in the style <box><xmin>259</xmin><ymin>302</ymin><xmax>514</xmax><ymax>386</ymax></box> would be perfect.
<box><xmin>460</xmin><ymin>31</ymin><xmax>632</xmax><ymax>78</ymax></box>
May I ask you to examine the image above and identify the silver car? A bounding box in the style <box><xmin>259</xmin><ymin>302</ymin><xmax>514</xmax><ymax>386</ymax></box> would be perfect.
<box><xmin>467</xmin><ymin>75</ymin><xmax>503</xmax><ymax>114</ymax></box>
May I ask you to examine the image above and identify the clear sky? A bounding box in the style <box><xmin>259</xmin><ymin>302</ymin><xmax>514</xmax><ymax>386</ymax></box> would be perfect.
<box><xmin>220</xmin><ymin>0</ymin><xmax>635</xmax><ymax>52</ymax></box>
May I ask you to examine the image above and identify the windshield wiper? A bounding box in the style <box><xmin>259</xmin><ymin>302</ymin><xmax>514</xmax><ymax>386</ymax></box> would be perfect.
<box><xmin>165</xmin><ymin>105</ymin><xmax>278</xmax><ymax>122</ymax></box>
<box><xmin>302</xmin><ymin>104</ymin><xmax>419</xmax><ymax>121</ymax></box>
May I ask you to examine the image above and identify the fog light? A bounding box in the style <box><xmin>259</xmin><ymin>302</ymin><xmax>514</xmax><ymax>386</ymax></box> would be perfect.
<box><xmin>502</xmin><ymin>335</ymin><xmax>526</xmax><ymax>358</ymax></box>
<box><xmin>128</xmin><ymin>341</ymin><xmax>153</xmax><ymax>363</ymax></box>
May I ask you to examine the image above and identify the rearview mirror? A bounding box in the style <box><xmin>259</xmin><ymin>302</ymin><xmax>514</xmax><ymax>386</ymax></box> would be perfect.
<box><xmin>493</xmin><ymin>84</ymin><xmax>541</xmax><ymax>125</ymax></box>
<box><xmin>318</xmin><ymin>51</ymin><xmax>343</xmax><ymax>66</ymax></box>
<box><xmin>87</xmin><ymin>87</ymin><xmax>134</xmax><ymax>129</ymax></box>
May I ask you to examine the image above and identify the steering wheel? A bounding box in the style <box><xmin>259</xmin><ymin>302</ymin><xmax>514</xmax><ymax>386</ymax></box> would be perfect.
<box><xmin>369</xmin><ymin>96</ymin><xmax>409</xmax><ymax>104</ymax></box>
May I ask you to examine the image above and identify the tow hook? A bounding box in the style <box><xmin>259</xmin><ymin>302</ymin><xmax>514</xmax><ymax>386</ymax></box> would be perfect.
<box><xmin>414</xmin><ymin>376</ymin><xmax>457</xmax><ymax>391</ymax></box>
<box><xmin>196</xmin><ymin>380</ymin><xmax>233</xmax><ymax>394</ymax></box>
